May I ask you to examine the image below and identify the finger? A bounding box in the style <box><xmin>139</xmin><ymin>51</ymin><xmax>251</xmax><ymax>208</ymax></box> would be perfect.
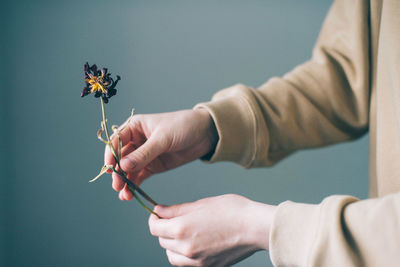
<box><xmin>112</xmin><ymin>171</ymin><xmax>125</xmax><ymax>191</ymax></box>
<box><xmin>122</xmin><ymin>183</ymin><xmax>133</xmax><ymax>200</ymax></box>
<box><xmin>112</xmin><ymin>158</ymin><xmax>141</xmax><ymax>192</ymax></box>
<box><xmin>149</xmin><ymin>215</ymin><xmax>182</xmax><ymax>239</ymax></box>
<box><xmin>119</xmin><ymin>190</ymin><xmax>125</xmax><ymax>201</ymax></box>
<box><xmin>154</xmin><ymin>203</ymin><xmax>193</xmax><ymax>219</ymax></box>
<box><xmin>126</xmin><ymin>169</ymin><xmax>143</xmax><ymax>185</ymax></box>
<box><xmin>121</xmin><ymin>142</ymin><xmax>137</xmax><ymax>158</ymax></box>
<box><xmin>104</xmin><ymin>119</ymin><xmax>134</xmax><ymax>167</ymax></box>
<box><xmin>159</xmin><ymin>238</ymin><xmax>184</xmax><ymax>255</ymax></box>
<box><xmin>166</xmin><ymin>249</ymin><xmax>201</xmax><ymax>267</ymax></box>
<box><xmin>133</xmin><ymin>168</ymin><xmax>154</xmax><ymax>186</ymax></box>
<box><xmin>119</xmin><ymin>133</ymin><xmax>168</xmax><ymax>174</ymax></box>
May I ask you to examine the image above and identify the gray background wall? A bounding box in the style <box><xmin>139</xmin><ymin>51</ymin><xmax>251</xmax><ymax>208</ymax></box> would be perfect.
<box><xmin>1</xmin><ymin>1</ymin><xmax>369</xmax><ymax>266</ymax></box>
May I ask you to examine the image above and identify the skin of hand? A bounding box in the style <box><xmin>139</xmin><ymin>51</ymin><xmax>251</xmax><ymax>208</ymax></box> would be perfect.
<box><xmin>148</xmin><ymin>194</ymin><xmax>277</xmax><ymax>267</ymax></box>
<box><xmin>104</xmin><ymin>108</ymin><xmax>218</xmax><ymax>200</ymax></box>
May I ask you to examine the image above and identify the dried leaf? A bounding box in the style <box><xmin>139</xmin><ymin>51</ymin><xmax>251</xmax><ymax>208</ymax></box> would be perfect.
<box><xmin>110</xmin><ymin>125</ymin><xmax>122</xmax><ymax>159</ymax></box>
<box><xmin>118</xmin><ymin>133</ymin><xmax>122</xmax><ymax>159</ymax></box>
<box><xmin>119</xmin><ymin>108</ymin><xmax>135</xmax><ymax>132</ymax></box>
<box><xmin>89</xmin><ymin>165</ymin><xmax>111</xmax><ymax>183</ymax></box>
<box><xmin>97</xmin><ymin>121</ymin><xmax>109</xmax><ymax>144</ymax></box>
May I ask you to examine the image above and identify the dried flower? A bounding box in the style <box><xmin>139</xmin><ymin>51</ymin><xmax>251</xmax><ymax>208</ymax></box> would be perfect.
<box><xmin>82</xmin><ymin>62</ymin><xmax>158</xmax><ymax>217</ymax></box>
<box><xmin>81</xmin><ymin>62</ymin><xmax>121</xmax><ymax>103</ymax></box>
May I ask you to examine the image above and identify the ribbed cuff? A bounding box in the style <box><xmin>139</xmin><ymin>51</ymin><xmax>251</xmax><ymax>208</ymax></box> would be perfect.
<box><xmin>269</xmin><ymin>201</ymin><xmax>320</xmax><ymax>266</ymax></box>
<box><xmin>269</xmin><ymin>195</ymin><xmax>359</xmax><ymax>266</ymax></box>
<box><xmin>193</xmin><ymin>84</ymin><xmax>257</xmax><ymax>168</ymax></box>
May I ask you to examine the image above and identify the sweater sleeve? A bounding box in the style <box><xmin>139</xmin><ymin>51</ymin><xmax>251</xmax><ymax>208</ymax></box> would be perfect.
<box><xmin>194</xmin><ymin>0</ymin><xmax>370</xmax><ymax>167</ymax></box>
<box><xmin>270</xmin><ymin>193</ymin><xmax>400</xmax><ymax>266</ymax></box>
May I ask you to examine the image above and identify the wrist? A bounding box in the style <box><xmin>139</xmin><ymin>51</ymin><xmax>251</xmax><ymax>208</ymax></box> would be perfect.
<box><xmin>195</xmin><ymin>108</ymin><xmax>219</xmax><ymax>159</ymax></box>
<box><xmin>245</xmin><ymin>200</ymin><xmax>277</xmax><ymax>251</ymax></box>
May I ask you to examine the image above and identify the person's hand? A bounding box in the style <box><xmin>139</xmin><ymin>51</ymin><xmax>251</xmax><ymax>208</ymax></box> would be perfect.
<box><xmin>104</xmin><ymin>109</ymin><xmax>218</xmax><ymax>200</ymax></box>
<box><xmin>148</xmin><ymin>194</ymin><xmax>277</xmax><ymax>267</ymax></box>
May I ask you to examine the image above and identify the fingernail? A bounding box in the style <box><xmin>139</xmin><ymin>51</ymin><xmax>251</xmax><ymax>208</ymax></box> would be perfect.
<box><xmin>120</xmin><ymin>158</ymin><xmax>136</xmax><ymax>170</ymax></box>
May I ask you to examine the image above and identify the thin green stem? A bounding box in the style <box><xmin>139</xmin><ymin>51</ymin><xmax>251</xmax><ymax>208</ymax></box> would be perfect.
<box><xmin>129</xmin><ymin>185</ymin><xmax>159</xmax><ymax>217</ymax></box>
<box><xmin>100</xmin><ymin>98</ymin><xmax>158</xmax><ymax>211</ymax></box>
<box><xmin>101</xmin><ymin>98</ymin><xmax>118</xmax><ymax>161</ymax></box>
<box><xmin>112</xmin><ymin>169</ymin><xmax>158</xmax><ymax>207</ymax></box>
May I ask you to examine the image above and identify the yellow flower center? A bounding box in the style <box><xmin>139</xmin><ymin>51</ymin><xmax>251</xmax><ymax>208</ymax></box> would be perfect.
<box><xmin>85</xmin><ymin>70</ymin><xmax>107</xmax><ymax>94</ymax></box>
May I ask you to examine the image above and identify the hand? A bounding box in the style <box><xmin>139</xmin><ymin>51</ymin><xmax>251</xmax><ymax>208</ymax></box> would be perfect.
<box><xmin>148</xmin><ymin>194</ymin><xmax>277</xmax><ymax>267</ymax></box>
<box><xmin>104</xmin><ymin>109</ymin><xmax>218</xmax><ymax>200</ymax></box>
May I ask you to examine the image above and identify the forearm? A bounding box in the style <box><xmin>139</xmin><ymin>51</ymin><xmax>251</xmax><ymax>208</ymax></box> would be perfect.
<box><xmin>195</xmin><ymin>0</ymin><xmax>370</xmax><ymax>168</ymax></box>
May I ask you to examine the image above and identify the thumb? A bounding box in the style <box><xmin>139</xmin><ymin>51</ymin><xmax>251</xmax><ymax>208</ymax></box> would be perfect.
<box><xmin>154</xmin><ymin>203</ymin><xmax>192</xmax><ymax>219</ymax></box>
<box><xmin>120</xmin><ymin>134</ymin><xmax>167</xmax><ymax>173</ymax></box>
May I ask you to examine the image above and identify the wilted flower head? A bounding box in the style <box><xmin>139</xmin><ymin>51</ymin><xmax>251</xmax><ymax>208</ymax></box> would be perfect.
<box><xmin>81</xmin><ymin>62</ymin><xmax>121</xmax><ymax>103</ymax></box>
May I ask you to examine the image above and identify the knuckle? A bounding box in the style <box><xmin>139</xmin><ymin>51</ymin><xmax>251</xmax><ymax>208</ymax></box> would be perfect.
<box><xmin>224</xmin><ymin>193</ymin><xmax>236</xmax><ymax>198</ymax></box>
<box><xmin>182</xmin><ymin>242</ymin><xmax>199</xmax><ymax>259</ymax></box>
<box><xmin>173</xmin><ymin>222</ymin><xmax>186</xmax><ymax>239</ymax></box>
<box><xmin>148</xmin><ymin>218</ymin><xmax>158</xmax><ymax>236</ymax></box>
<box><xmin>158</xmin><ymin>238</ymin><xmax>165</xmax><ymax>248</ymax></box>
<box><xmin>182</xmin><ymin>244</ymin><xmax>196</xmax><ymax>258</ymax></box>
<box><xmin>157</xmin><ymin>132</ymin><xmax>170</xmax><ymax>150</ymax></box>
<box><xmin>135</xmin><ymin>148</ymin><xmax>149</xmax><ymax>163</ymax></box>
<box><xmin>167</xmin><ymin>253</ymin><xmax>178</xmax><ymax>266</ymax></box>
<box><xmin>121</xmin><ymin>157</ymin><xmax>136</xmax><ymax>170</ymax></box>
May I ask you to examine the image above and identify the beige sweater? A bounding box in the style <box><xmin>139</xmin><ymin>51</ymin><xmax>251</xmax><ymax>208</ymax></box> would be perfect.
<box><xmin>195</xmin><ymin>0</ymin><xmax>400</xmax><ymax>266</ymax></box>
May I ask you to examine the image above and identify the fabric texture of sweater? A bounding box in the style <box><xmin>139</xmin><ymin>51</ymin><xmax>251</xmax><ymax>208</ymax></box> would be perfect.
<box><xmin>194</xmin><ymin>0</ymin><xmax>400</xmax><ymax>266</ymax></box>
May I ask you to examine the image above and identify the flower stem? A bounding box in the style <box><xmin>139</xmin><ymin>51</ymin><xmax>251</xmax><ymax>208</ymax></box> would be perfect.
<box><xmin>130</xmin><ymin>185</ymin><xmax>158</xmax><ymax>216</ymax></box>
<box><xmin>100</xmin><ymin>98</ymin><xmax>159</xmax><ymax>215</ymax></box>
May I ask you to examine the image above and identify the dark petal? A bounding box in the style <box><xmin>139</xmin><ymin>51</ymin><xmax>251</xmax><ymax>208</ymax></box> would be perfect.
<box><xmin>107</xmin><ymin>88</ymin><xmax>117</xmax><ymax>97</ymax></box>
<box><xmin>89</xmin><ymin>64</ymin><xmax>98</xmax><ymax>75</ymax></box>
<box><xmin>108</xmin><ymin>76</ymin><xmax>120</xmax><ymax>90</ymax></box>
<box><xmin>103</xmin><ymin>76</ymin><xmax>112</xmax><ymax>85</ymax></box>
<box><xmin>84</xmin><ymin>62</ymin><xmax>89</xmax><ymax>72</ymax></box>
<box><xmin>94</xmin><ymin>91</ymin><xmax>102</xmax><ymax>98</ymax></box>
<box><xmin>103</xmin><ymin>68</ymin><xmax>108</xmax><ymax>74</ymax></box>
<box><xmin>102</xmin><ymin>96</ymin><xmax>109</xmax><ymax>103</ymax></box>
<box><xmin>81</xmin><ymin>87</ymin><xmax>90</xmax><ymax>97</ymax></box>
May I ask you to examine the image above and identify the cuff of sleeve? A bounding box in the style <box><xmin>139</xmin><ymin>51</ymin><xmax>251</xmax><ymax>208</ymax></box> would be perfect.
<box><xmin>269</xmin><ymin>201</ymin><xmax>320</xmax><ymax>266</ymax></box>
<box><xmin>193</xmin><ymin>84</ymin><xmax>258</xmax><ymax>168</ymax></box>
<box><xmin>269</xmin><ymin>195</ymin><xmax>359</xmax><ymax>266</ymax></box>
